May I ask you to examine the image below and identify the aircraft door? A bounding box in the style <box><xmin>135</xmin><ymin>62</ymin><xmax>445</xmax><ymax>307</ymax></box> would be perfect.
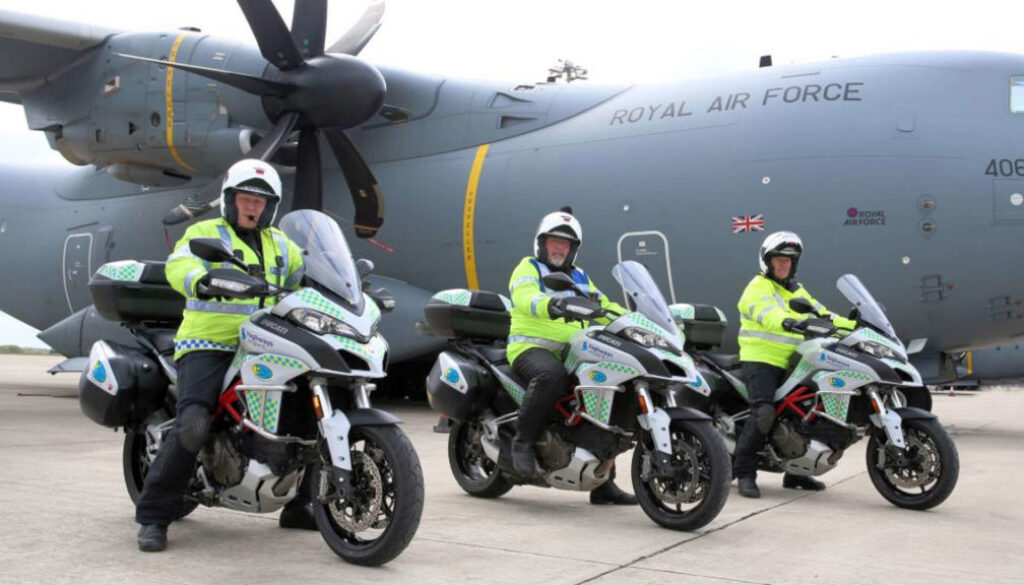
<box><xmin>63</xmin><ymin>231</ymin><xmax>93</xmax><ymax>314</ymax></box>
<box><xmin>617</xmin><ymin>231</ymin><xmax>676</xmax><ymax>304</ymax></box>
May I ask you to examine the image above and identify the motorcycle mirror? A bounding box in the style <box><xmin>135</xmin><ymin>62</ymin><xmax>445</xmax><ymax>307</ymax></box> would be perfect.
<box><xmin>356</xmin><ymin>258</ymin><xmax>374</xmax><ymax>278</ymax></box>
<box><xmin>367</xmin><ymin>287</ymin><xmax>396</xmax><ymax>313</ymax></box>
<box><xmin>788</xmin><ymin>298</ymin><xmax>816</xmax><ymax>314</ymax></box>
<box><xmin>190</xmin><ymin>238</ymin><xmax>246</xmax><ymax>269</ymax></box>
<box><xmin>541</xmin><ymin>272</ymin><xmax>576</xmax><ymax>292</ymax></box>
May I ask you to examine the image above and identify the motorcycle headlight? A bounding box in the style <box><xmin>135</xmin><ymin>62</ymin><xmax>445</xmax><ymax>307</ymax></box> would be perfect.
<box><xmin>288</xmin><ymin>308</ymin><xmax>365</xmax><ymax>341</ymax></box>
<box><xmin>855</xmin><ymin>341</ymin><xmax>899</xmax><ymax>360</ymax></box>
<box><xmin>621</xmin><ymin>327</ymin><xmax>680</xmax><ymax>354</ymax></box>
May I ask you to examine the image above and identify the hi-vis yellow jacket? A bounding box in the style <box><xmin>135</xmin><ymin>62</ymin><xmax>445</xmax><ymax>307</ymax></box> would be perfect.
<box><xmin>737</xmin><ymin>274</ymin><xmax>856</xmax><ymax>369</ymax></box>
<box><xmin>506</xmin><ymin>257</ymin><xmax>625</xmax><ymax>365</ymax></box>
<box><xmin>166</xmin><ymin>218</ymin><xmax>304</xmax><ymax>360</ymax></box>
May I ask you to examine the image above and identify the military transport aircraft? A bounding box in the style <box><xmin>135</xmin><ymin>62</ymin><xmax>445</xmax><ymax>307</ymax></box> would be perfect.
<box><xmin>1</xmin><ymin>0</ymin><xmax>1023</xmax><ymax>384</ymax></box>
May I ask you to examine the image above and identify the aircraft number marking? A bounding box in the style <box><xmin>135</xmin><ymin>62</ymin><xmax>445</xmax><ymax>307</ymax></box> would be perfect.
<box><xmin>985</xmin><ymin>159</ymin><xmax>1024</xmax><ymax>177</ymax></box>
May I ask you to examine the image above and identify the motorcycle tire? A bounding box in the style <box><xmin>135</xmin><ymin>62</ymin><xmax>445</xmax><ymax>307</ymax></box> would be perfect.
<box><xmin>866</xmin><ymin>417</ymin><xmax>959</xmax><ymax>510</ymax></box>
<box><xmin>122</xmin><ymin>426</ymin><xmax>198</xmax><ymax>520</ymax></box>
<box><xmin>632</xmin><ymin>419</ymin><xmax>731</xmax><ymax>531</ymax></box>
<box><xmin>448</xmin><ymin>418</ymin><xmax>514</xmax><ymax>498</ymax></box>
<box><xmin>313</xmin><ymin>424</ymin><xmax>424</xmax><ymax>566</ymax></box>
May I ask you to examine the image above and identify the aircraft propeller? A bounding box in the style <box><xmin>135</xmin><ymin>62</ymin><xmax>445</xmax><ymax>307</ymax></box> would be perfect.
<box><xmin>127</xmin><ymin>0</ymin><xmax>387</xmax><ymax>237</ymax></box>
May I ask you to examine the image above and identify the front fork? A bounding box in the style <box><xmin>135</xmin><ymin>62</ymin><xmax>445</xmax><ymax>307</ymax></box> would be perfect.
<box><xmin>310</xmin><ymin>376</ymin><xmax>375</xmax><ymax>498</ymax></box>
<box><xmin>636</xmin><ymin>383</ymin><xmax>676</xmax><ymax>476</ymax></box>
<box><xmin>868</xmin><ymin>388</ymin><xmax>906</xmax><ymax>450</ymax></box>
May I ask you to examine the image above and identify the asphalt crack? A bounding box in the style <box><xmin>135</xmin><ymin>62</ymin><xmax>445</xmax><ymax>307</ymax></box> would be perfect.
<box><xmin>572</xmin><ymin>473</ymin><xmax>864</xmax><ymax>585</ymax></box>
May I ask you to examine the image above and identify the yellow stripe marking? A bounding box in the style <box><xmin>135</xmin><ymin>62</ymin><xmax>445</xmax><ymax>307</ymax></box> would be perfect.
<box><xmin>165</xmin><ymin>33</ymin><xmax>196</xmax><ymax>172</ymax></box>
<box><xmin>966</xmin><ymin>350</ymin><xmax>973</xmax><ymax>376</ymax></box>
<box><xmin>463</xmin><ymin>144</ymin><xmax>490</xmax><ymax>289</ymax></box>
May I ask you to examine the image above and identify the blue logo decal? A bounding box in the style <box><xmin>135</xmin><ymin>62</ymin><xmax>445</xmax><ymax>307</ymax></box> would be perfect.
<box><xmin>819</xmin><ymin>353</ymin><xmax>827</xmax><ymax>362</ymax></box>
<box><xmin>828</xmin><ymin>377</ymin><xmax>846</xmax><ymax>388</ymax></box>
<box><xmin>253</xmin><ymin>364</ymin><xmax>273</xmax><ymax>380</ymax></box>
<box><xmin>589</xmin><ymin>370</ymin><xmax>608</xmax><ymax>383</ymax></box>
<box><xmin>92</xmin><ymin>361</ymin><xmax>106</xmax><ymax>383</ymax></box>
<box><xmin>444</xmin><ymin>367</ymin><xmax>460</xmax><ymax>384</ymax></box>
<box><xmin>692</xmin><ymin>375</ymin><xmax>702</xmax><ymax>388</ymax></box>
<box><xmin>582</xmin><ymin>341</ymin><xmax>589</xmax><ymax>352</ymax></box>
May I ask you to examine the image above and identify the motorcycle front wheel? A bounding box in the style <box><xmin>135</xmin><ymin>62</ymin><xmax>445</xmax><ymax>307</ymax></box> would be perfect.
<box><xmin>312</xmin><ymin>424</ymin><xmax>424</xmax><ymax>566</ymax></box>
<box><xmin>632</xmin><ymin>419</ymin><xmax>731</xmax><ymax>531</ymax></box>
<box><xmin>448</xmin><ymin>418</ymin><xmax>513</xmax><ymax>498</ymax></box>
<box><xmin>866</xmin><ymin>417</ymin><xmax>959</xmax><ymax>510</ymax></box>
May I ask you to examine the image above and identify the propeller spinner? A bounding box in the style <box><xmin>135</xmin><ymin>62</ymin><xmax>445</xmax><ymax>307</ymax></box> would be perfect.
<box><xmin>139</xmin><ymin>0</ymin><xmax>386</xmax><ymax>237</ymax></box>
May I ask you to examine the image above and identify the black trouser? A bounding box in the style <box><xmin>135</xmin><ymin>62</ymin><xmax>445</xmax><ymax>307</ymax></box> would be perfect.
<box><xmin>733</xmin><ymin>361</ymin><xmax>787</xmax><ymax>479</ymax></box>
<box><xmin>135</xmin><ymin>350</ymin><xmax>233</xmax><ymax>527</ymax></box>
<box><xmin>512</xmin><ymin>347</ymin><xmax>568</xmax><ymax>443</ymax></box>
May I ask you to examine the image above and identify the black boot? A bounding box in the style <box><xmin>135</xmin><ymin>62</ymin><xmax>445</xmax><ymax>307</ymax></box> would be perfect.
<box><xmin>511</xmin><ymin>438</ymin><xmax>537</xmax><ymax>477</ymax></box>
<box><xmin>783</xmin><ymin>473</ymin><xmax>826</xmax><ymax>491</ymax></box>
<box><xmin>737</xmin><ymin>476</ymin><xmax>761</xmax><ymax>499</ymax></box>
<box><xmin>279</xmin><ymin>498</ymin><xmax>318</xmax><ymax>530</ymax></box>
<box><xmin>590</xmin><ymin>469</ymin><xmax>638</xmax><ymax>505</ymax></box>
<box><xmin>137</xmin><ymin>524</ymin><xmax>167</xmax><ymax>552</ymax></box>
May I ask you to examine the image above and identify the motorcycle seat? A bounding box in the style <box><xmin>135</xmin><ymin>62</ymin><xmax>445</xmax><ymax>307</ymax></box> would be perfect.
<box><xmin>152</xmin><ymin>329</ymin><xmax>177</xmax><ymax>356</ymax></box>
<box><xmin>702</xmin><ymin>352</ymin><xmax>740</xmax><ymax>370</ymax></box>
<box><xmin>475</xmin><ymin>343</ymin><xmax>508</xmax><ymax>365</ymax></box>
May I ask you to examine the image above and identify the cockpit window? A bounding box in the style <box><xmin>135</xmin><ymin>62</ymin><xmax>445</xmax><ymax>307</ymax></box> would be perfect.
<box><xmin>1012</xmin><ymin>76</ymin><xmax>1024</xmax><ymax>114</ymax></box>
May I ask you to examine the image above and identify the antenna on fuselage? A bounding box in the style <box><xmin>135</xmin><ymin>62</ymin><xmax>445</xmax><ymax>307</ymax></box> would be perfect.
<box><xmin>759</xmin><ymin>55</ymin><xmax>773</xmax><ymax>68</ymax></box>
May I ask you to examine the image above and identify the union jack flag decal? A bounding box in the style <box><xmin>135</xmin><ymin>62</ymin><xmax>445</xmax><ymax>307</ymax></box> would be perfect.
<box><xmin>731</xmin><ymin>214</ymin><xmax>765</xmax><ymax>233</ymax></box>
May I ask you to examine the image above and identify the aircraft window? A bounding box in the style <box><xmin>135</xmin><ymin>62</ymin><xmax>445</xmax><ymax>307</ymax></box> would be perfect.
<box><xmin>1012</xmin><ymin>76</ymin><xmax>1024</xmax><ymax>114</ymax></box>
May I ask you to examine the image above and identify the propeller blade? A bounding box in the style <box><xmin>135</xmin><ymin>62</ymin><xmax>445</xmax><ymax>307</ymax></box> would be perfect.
<box><xmin>291</xmin><ymin>0</ymin><xmax>327</xmax><ymax>59</ymax></box>
<box><xmin>326</xmin><ymin>0</ymin><xmax>385</xmax><ymax>56</ymax></box>
<box><xmin>323</xmin><ymin>127</ymin><xmax>383</xmax><ymax>238</ymax></box>
<box><xmin>249</xmin><ymin>111</ymin><xmax>300</xmax><ymax>161</ymax></box>
<box><xmin>162</xmin><ymin>183</ymin><xmax>221</xmax><ymax>225</ymax></box>
<box><xmin>292</xmin><ymin>127</ymin><xmax>323</xmax><ymax>211</ymax></box>
<box><xmin>237</xmin><ymin>0</ymin><xmax>304</xmax><ymax>70</ymax></box>
<box><xmin>116</xmin><ymin>53</ymin><xmax>293</xmax><ymax>97</ymax></box>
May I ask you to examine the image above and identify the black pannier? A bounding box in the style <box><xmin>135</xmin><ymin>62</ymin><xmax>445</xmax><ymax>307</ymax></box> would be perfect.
<box><xmin>670</xmin><ymin>303</ymin><xmax>728</xmax><ymax>350</ymax></box>
<box><xmin>78</xmin><ymin>341</ymin><xmax>168</xmax><ymax>427</ymax></box>
<box><xmin>425</xmin><ymin>351</ymin><xmax>496</xmax><ymax>421</ymax></box>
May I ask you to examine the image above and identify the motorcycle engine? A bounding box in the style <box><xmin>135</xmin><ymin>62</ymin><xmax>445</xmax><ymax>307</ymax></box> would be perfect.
<box><xmin>771</xmin><ymin>419</ymin><xmax>809</xmax><ymax>459</ymax></box>
<box><xmin>201</xmin><ymin>434</ymin><xmax>248</xmax><ymax>487</ymax></box>
<box><xmin>535</xmin><ymin>428</ymin><xmax>574</xmax><ymax>470</ymax></box>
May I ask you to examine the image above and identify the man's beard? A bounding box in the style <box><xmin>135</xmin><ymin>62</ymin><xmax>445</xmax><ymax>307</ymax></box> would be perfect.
<box><xmin>548</xmin><ymin>253</ymin><xmax>566</xmax><ymax>267</ymax></box>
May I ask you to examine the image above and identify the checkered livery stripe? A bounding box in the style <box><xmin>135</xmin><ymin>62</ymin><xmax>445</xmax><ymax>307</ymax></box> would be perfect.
<box><xmin>174</xmin><ymin>339</ymin><xmax>237</xmax><ymax>353</ymax></box>
<box><xmin>580</xmin><ymin>388</ymin><xmax>613</xmax><ymax>424</ymax></box>
<box><xmin>230</xmin><ymin>350</ymin><xmax>246</xmax><ymax>369</ymax></box>
<box><xmin>244</xmin><ymin>389</ymin><xmax>283</xmax><ymax>433</ymax></box>
<box><xmin>295</xmin><ymin>288</ymin><xmax>374</xmax><ymax>323</ymax></box>
<box><xmin>257</xmin><ymin>354</ymin><xmax>308</xmax><ymax>371</ymax></box>
<box><xmin>791</xmin><ymin>359</ymin><xmax>813</xmax><ymax>380</ymax></box>
<box><xmin>434</xmin><ymin>289</ymin><xmax>472</xmax><ymax>306</ymax></box>
<box><xmin>245</xmin><ymin>391</ymin><xmax>264</xmax><ymax>427</ymax></box>
<box><xmin>331</xmin><ymin>335</ymin><xmax>382</xmax><ymax>361</ymax></box>
<box><xmin>858</xmin><ymin>328</ymin><xmax>901</xmax><ymax>350</ymax></box>
<box><xmin>595</xmin><ymin>361</ymin><xmax>639</xmax><ymax>377</ymax></box>
<box><xmin>498</xmin><ymin>375</ymin><xmax>525</xmax><ymax>405</ymax></box>
<box><xmin>818</xmin><ymin>370</ymin><xmax>873</xmax><ymax>382</ymax></box>
<box><xmin>262</xmin><ymin>396</ymin><xmax>281</xmax><ymax>433</ymax></box>
<box><xmin>819</xmin><ymin>392</ymin><xmax>851</xmax><ymax>421</ymax></box>
<box><xmin>97</xmin><ymin>261</ymin><xmax>144</xmax><ymax>282</ymax></box>
<box><xmin>626</xmin><ymin>312</ymin><xmax>672</xmax><ymax>339</ymax></box>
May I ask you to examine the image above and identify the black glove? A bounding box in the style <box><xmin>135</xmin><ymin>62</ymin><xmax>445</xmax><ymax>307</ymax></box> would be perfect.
<box><xmin>782</xmin><ymin>318</ymin><xmax>798</xmax><ymax>332</ymax></box>
<box><xmin>195</xmin><ymin>273</ymin><xmax>215</xmax><ymax>299</ymax></box>
<box><xmin>548</xmin><ymin>297</ymin><xmax>569</xmax><ymax>319</ymax></box>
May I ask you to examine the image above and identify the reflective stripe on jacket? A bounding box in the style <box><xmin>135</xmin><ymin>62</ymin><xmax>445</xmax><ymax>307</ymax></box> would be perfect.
<box><xmin>506</xmin><ymin>256</ymin><xmax>625</xmax><ymax>365</ymax></box>
<box><xmin>737</xmin><ymin>274</ymin><xmax>856</xmax><ymax>369</ymax></box>
<box><xmin>167</xmin><ymin>218</ymin><xmax>304</xmax><ymax>360</ymax></box>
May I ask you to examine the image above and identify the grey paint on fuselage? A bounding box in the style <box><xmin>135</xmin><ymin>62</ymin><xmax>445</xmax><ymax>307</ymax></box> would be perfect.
<box><xmin>2</xmin><ymin>51</ymin><xmax>1024</xmax><ymax>362</ymax></box>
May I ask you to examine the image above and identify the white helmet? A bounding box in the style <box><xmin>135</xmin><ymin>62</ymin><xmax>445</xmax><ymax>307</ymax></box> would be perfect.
<box><xmin>535</xmin><ymin>208</ymin><xmax>582</xmax><ymax>268</ymax></box>
<box><xmin>219</xmin><ymin>159</ymin><xmax>283</xmax><ymax>228</ymax></box>
<box><xmin>759</xmin><ymin>231</ymin><xmax>803</xmax><ymax>282</ymax></box>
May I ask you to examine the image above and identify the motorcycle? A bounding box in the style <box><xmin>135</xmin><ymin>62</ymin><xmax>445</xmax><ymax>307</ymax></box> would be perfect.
<box><xmin>678</xmin><ymin>274</ymin><xmax>958</xmax><ymax>510</ymax></box>
<box><xmin>423</xmin><ymin>260</ymin><xmax>731</xmax><ymax>531</ymax></box>
<box><xmin>78</xmin><ymin>210</ymin><xmax>423</xmax><ymax>566</ymax></box>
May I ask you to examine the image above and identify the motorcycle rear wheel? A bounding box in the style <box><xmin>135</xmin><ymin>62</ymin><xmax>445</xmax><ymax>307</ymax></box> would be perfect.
<box><xmin>632</xmin><ymin>419</ymin><xmax>731</xmax><ymax>531</ymax></box>
<box><xmin>122</xmin><ymin>423</ymin><xmax>198</xmax><ymax>520</ymax></box>
<box><xmin>312</xmin><ymin>424</ymin><xmax>424</xmax><ymax>566</ymax></box>
<box><xmin>866</xmin><ymin>417</ymin><xmax>959</xmax><ymax>510</ymax></box>
<box><xmin>448</xmin><ymin>418</ymin><xmax>513</xmax><ymax>498</ymax></box>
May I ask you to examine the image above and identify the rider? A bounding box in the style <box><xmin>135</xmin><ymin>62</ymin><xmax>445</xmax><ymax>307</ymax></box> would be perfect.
<box><xmin>135</xmin><ymin>159</ymin><xmax>307</xmax><ymax>551</ymax></box>
<box><xmin>507</xmin><ymin>207</ymin><xmax>636</xmax><ymax>505</ymax></box>
<box><xmin>734</xmin><ymin>231</ymin><xmax>856</xmax><ymax>498</ymax></box>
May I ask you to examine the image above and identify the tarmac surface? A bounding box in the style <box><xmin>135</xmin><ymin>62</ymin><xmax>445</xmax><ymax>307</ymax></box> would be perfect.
<box><xmin>0</xmin><ymin>355</ymin><xmax>1021</xmax><ymax>585</ymax></box>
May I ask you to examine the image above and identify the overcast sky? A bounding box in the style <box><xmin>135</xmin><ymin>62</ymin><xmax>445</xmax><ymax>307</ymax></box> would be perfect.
<box><xmin>2</xmin><ymin>0</ymin><xmax>1024</xmax><ymax>348</ymax></box>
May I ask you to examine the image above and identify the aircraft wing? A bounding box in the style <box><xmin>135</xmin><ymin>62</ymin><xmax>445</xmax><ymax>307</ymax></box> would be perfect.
<box><xmin>0</xmin><ymin>10</ymin><xmax>120</xmax><ymax>104</ymax></box>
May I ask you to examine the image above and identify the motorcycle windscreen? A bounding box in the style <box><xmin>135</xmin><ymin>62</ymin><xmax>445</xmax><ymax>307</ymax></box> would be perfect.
<box><xmin>836</xmin><ymin>274</ymin><xmax>897</xmax><ymax>339</ymax></box>
<box><xmin>278</xmin><ymin>209</ymin><xmax>364</xmax><ymax>313</ymax></box>
<box><xmin>612</xmin><ymin>260</ymin><xmax>683</xmax><ymax>347</ymax></box>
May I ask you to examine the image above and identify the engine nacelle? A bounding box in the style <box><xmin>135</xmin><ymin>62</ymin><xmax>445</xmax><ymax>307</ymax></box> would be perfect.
<box><xmin>21</xmin><ymin>30</ymin><xmax>271</xmax><ymax>185</ymax></box>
